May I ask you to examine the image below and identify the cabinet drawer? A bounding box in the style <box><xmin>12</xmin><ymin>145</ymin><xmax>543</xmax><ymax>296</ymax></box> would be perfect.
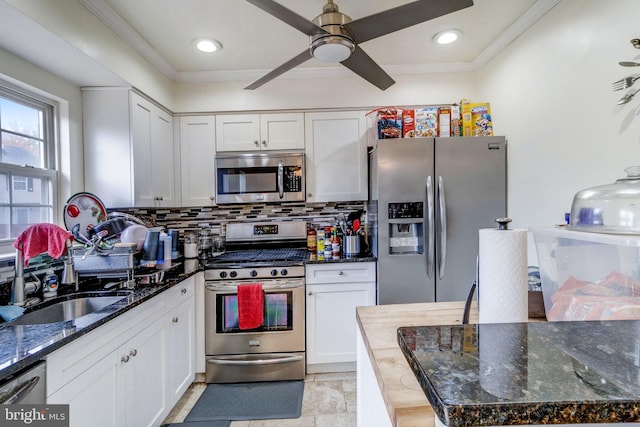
<box><xmin>306</xmin><ymin>262</ymin><xmax>375</xmax><ymax>284</ymax></box>
<box><xmin>166</xmin><ymin>276</ymin><xmax>195</xmax><ymax>300</ymax></box>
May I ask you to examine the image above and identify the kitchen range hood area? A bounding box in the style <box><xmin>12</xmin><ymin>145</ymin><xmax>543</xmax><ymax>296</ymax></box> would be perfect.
<box><xmin>1</xmin><ymin>1</ymin><xmax>640</xmax><ymax>427</ymax></box>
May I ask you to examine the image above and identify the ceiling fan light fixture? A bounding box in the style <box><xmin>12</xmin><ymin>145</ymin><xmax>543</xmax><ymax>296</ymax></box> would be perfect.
<box><xmin>433</xmin><ymin>30</ymin><xmax>462</xmax><ymax>45</ymax></box>
<box><xmin>193</xmin><ymin>38</ymin><xmax>222</xmax><ymax>53</ymax></box>
<box><xmin>310</xmin><ymin>35</ymin><xmax>355</xmax><ymax>62</ymax></box>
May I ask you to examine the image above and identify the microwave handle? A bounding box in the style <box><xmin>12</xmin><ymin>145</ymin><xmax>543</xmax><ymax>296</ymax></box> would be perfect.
<box><xmin>277</xmin><ymin>160</ymin><xmax>284</xmax><ymax>199</ymax></box>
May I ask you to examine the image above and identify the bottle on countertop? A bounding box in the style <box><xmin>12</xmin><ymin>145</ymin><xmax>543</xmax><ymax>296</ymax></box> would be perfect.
<box><xmin>43</xmin><ymin>269</ymin><xmax>58</xmax><ymax>299</ymax></box>
<box><xmin>323</xmin><ymin>226</ymin><xmax>332</xmax><ymax>260</ymax></box>
<box><xmin>307</xmin><ymin>225</ymin><xmax>317</xmax><ymax>252</ymax></box>
<box><xmin>316</xmin><ymin>228</ymin><xmax>325</xmax><ymax>261</ymax></box>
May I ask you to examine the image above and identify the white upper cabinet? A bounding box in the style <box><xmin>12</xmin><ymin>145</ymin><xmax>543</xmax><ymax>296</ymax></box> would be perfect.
<box><xmin>304</xmin><ymin>111</ymin><xmax>368</xmax><ymax>202</ymax></box>
<box><xmin>215</xmin><ymin>113</ymin><xmax>304</xmax><ymax>152</ymax></box>
<box><xmin>179</xmin><ymin>116</ymin><xmax>216</xmax><ymax>206</ymax></box>
<box><xmin>82</xmin><ymin>88</ymin><xmax>175</xmax><ymax>208</ymax></box>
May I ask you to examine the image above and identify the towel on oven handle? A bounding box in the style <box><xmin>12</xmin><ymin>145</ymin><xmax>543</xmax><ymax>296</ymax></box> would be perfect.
<box><xmin>238</xmin><ymin>283</ymin><xmax>264</xmax><ymax>330</ymax></box>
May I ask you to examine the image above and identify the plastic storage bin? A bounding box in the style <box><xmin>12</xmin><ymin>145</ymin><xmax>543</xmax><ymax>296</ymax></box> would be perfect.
<box><xmin>531</xmin><ymin>226</ymin><xmax>640</xmax><ymax>321</ymax></box>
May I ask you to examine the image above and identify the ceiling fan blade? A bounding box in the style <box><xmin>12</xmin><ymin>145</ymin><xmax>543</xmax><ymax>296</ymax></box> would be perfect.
<box><xmin>246</xmin><ymin>0</ymin><xmax>327</xmax><ymax>36</ymax></box>
<box><xmin>245</xmin><ymin>50</ymin><xmax>313</xmax><ymax>90</ymax></box>
<box><xmin>340</xmin><ymin>46</ymin><xmax>395</xmax><ymax>91</ymax></box>
<box><xmin>344</xmin><ymin>0</ymin><xmax>474</xmax><ymax>44</ymax></box>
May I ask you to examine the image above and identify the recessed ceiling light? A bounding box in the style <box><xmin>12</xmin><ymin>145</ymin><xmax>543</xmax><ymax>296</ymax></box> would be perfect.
<box><xmin>432</xmin><ymin>30</ymin><xmax>462</xmax><ymax>45</ymax></box>
<box><xmin>193</xmin><ymin>38</ymin><xmax>222</xmax><ymax>53</ymax></box>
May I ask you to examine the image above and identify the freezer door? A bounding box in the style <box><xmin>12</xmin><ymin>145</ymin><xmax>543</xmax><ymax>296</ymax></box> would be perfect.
<box><xmin>434</xmin><ymin>136</ymin><xmax>506</xmax><ymax>301</ymax></box>
<box><xmin>374</xmin><ymin>138</ymin><xmax>435</xmax><ymax>304</ymax></box>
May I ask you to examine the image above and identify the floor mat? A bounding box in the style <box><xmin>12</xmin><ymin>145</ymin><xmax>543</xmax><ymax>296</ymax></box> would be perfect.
<box><xmin>162</xmin><ymin>422</ymin><xmax>230</xmax><ymax>427</ymax></box>
<box><xmin>184</xmin><ymin>380</ymin><xmax>304</xmax><ymax>422</ymax></box>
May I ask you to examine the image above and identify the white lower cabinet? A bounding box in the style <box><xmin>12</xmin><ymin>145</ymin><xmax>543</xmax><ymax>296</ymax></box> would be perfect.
<box><xmin>47</xmin><ymin>277</ymin><xmax>196</xmax><ymax>427</ymax></box>
<box><xmin>305</xmin><ymin>262</ymin><xmax>376</xmax><ymax>373</ymax></box>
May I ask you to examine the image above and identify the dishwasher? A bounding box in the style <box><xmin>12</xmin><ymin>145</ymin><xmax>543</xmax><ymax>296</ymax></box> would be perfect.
<box><xmin>0</xmin><ymin>361</ymin><xmax>46</xmax><ymax>404</ymax></box>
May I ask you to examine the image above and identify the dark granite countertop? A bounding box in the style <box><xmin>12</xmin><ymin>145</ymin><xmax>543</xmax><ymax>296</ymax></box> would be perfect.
<box><xmin>304</xmin><ymin>252</ymin><xmax>377</xmax><ymax>264</ymax></box>
<box><xmin>0</xmin><ymin>260</ymin><xmax>201</xmax><ymax>381</ymax></box>
<box><xmin>398</xmin><ymin>321</ymin><xmax>640</xmax><ymax>426</ymax></box>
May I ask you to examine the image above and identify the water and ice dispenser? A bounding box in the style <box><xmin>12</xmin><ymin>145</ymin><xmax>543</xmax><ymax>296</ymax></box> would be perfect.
<box><xmin>388</xmin><ymin>202</ymin><xmax>424</xmax><ymax>254</ymax></box>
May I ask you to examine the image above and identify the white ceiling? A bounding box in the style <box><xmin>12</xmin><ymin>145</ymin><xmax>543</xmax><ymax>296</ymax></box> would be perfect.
<box><xmin>80</xmin><ymin>0</ymin><xmax>559</xmax><ymax>85</ymax></box>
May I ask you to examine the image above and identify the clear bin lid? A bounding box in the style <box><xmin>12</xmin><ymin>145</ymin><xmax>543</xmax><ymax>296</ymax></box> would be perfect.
<box><xmin>568</xmin><ymin>166</ymin><xmax>640</xmax><ymax>234</ymax></box>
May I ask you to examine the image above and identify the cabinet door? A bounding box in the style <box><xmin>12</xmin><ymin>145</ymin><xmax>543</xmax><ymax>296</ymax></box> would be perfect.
<box><xmin>151</xmin><ymin>108</ymin><xmax>175</xmax><ymax>206</ymax></box>
<box><xmin>48</xmin><ymin>351</ymin><xmax>122</xmax><ymax>427</ymax></box>
<box><xmin>122</xmin><ymin>318</ymin><xmax>167</xmax><ymax>427</ymax></box>
<box><xmin>131</xmin><ymin>93</ymin><xmax>155</xmax><ymax>207</ymax></box>
<box><xmin>180</xmin><ymin>116</ymin><xmax>216</xmax><ymax>206</ymax></box>
<box><xmin>215</xmin><ymin>114</ymin><xmax>260</xmax><ymax>151</ymax></box>
<box><xmin>305</xmin><ymin>111</ymin><xmax>368</xmax><ymax>202</ymax></box>
<box><xmin>168</xmin><ymin>294</ymin><xmax>195</xmax><ymax>401</ymax></box>
<box><xmin>260</xmin><ymin>113</ymin><xmax>304</xmax><ymax>150</ymax></box>
<box><xmin>306</xmin><ymin>282</ymin><xmax>375</xmax><ymax>365</ymax></box>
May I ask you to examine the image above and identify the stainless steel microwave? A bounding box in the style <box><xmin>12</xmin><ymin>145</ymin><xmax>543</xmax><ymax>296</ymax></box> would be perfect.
<box><xmin>215</xmin><ymin>152</ymin><xmax>305</xmax><ymax>204</ymax></box>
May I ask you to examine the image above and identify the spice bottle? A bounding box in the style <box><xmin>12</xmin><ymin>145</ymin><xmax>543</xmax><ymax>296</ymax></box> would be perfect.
<box><xmin>307</xmin><ymin>225</ymin><xmax>317</xmax><ymax>252</ymax></box>
<box><xmin>323</xmin><ymin>227</ymin><xmax>332</xmax><ymax>259</ymax></box>
<box><xmin>332</xmin><ymin>233</ymin><xmax>340</xmax><ymax>260</ymax></box>
<box><xmin>316</xmin><ymin>228</ymin><xmax>325</xmax><ymax>260</ymax></box>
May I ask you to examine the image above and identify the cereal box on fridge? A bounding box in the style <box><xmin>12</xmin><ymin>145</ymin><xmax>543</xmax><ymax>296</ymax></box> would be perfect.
<box><xmin>402</xmin><ymin>109</ymin><xmax>415</xmax><ymax>138</ymax></box>
<box><xmin>451</xmin><ymin>105</ymin><xmax>462</xmax><ymax>137</ymax></box>
<box><xmin>376</xmin><ymin>108</ymin><xmax>402</xmax><ymax>139</ymax></box>
<box><xmin>461</xmin><ymin>102</ymin><xmax>493</xmax><ymax>136</ymax></box>
<box><xmin>414</xmin><ymin>107</ymin><xmax>438</xmax><ymax>137</ymax></box>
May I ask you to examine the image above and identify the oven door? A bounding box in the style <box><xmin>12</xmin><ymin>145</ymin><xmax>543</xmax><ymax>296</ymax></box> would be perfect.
<box><xmin>204</xmin><ymin>278</ymin><xmax>306</xmax><ymax>383</ymax></box>
<box><xmin>215</xmin><ymin>152</ymin><xmax>305</xmax><ymax>204</ymax></box>
<box><xmin>205</xmin><ymin>278</ymin><xmax>305</xmax><ymax>355</ymax></box>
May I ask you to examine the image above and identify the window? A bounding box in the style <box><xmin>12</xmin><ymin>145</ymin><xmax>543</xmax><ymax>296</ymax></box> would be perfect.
<box><xmin>0</xmin><ymin>85</ymin><xmax>57</xmax><ymax>241</ymax></box>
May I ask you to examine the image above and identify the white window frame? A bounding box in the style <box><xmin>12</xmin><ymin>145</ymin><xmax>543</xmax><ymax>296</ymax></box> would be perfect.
<box><xmin>0</xmin><ymin>83</ymin><xmax>59</xmax><ymax>249</ymax></box>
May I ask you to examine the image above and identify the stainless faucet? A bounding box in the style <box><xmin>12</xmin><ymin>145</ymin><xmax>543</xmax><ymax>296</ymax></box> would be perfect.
<box><xmin>10</xmin><ymin>239</ymin><xmax>75</xmax><ymax>306</ymax></box>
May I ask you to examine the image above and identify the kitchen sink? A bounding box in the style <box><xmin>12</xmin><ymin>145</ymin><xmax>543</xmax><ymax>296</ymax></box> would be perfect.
<box><xmin>10</xmin><ymin>296</ymin><xmax>127</xmax><ymax>325</ymax></box>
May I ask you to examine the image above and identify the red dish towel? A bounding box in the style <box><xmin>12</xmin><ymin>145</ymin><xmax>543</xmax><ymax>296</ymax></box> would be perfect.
<box><xmin>14</xmin><ymin>224</ymin><xmax>73</xmax><ymax>266</ymax></box>
<box><xmin>238</xmin><ymin>283</ymin><xmax>264</xmax><ymax>330</ymax></box>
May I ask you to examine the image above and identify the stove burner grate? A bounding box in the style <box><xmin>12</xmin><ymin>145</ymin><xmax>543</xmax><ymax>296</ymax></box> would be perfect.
<box><xmin>208</xmin><ymin>248</ymin><xmax>306</xmax><ymax>264</ymax></box>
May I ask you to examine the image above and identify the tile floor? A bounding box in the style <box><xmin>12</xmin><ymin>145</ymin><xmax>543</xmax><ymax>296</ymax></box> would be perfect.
<box><xmin>162</xmin><ymin>372</ymin><xmax>357</xmax><ymax>427</ymax></box>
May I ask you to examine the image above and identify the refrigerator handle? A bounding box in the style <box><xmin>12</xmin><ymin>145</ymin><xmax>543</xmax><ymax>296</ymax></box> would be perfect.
<box><xmin>438</xmin><ymin>176</ymin><xmax>447</xmax><ymax>279</ymax></box>
<box><xmin>426</xmin><ymin>175</ymin><xmax>435</xmax><ymax>279</ymax></box>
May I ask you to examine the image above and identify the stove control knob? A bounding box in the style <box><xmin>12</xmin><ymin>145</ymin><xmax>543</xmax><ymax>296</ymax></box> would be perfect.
<box><xmin>270</xmin><ymin>269</ymin><xmax>278</xmax><ymax>277</ymax></box>
<box><xmin>250</xmin><ymin>270</ymin><xmax>258</xmax><ymax>277</ymax></box>
<box><xmin>229</xmin><ymin>271</ymin><xmax>237</xmax><ymax>278</ymax></box>
<box><xmin>280</xmin><ymin>269</ymin><xmax>288</xmax><ymax>276</ymax></box>
<box><xmin>219</xmin><ymin>271</ymin><xmax>227</xmax><ymax>279</ymax></box>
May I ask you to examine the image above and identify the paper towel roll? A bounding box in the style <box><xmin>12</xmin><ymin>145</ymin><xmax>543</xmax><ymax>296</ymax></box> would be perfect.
<box><xmin>478</xmin><ymin>227</ymin><xmax>528</xmax><ymax>324</ymax></box>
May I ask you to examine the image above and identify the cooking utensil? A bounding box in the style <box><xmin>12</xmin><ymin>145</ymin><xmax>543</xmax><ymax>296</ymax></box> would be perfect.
<box><xmin>88</xmin><ymin>217</ymin><xmax>129</xmax><ymax>239</ymax></box>
<box><xmin>617</xmin><ymin>88</ymin><xmax>640</xmax><ymax>105</ymax></box>
<box><xmin>619</xmin><ymin>61</ymin><xmax>640</xmax><ymax>67</ymax></box>
<box><xmin>612</xmin><ymin>75</ymin><xmax>640</xmax><ymax>91</ymax></box>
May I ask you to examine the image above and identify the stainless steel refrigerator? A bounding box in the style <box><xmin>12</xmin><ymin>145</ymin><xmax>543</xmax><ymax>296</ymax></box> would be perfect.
<box><xmin>368</xmin><ymin>136</ymin><xmax>506</xmax><ymax>304</ymax></box>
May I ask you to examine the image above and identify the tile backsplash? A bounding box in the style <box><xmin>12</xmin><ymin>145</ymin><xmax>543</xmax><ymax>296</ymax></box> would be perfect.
<box><xmin>111</xmin><ymin>201</ymin><xmax>367</xmax><ymax>236</ymax></box>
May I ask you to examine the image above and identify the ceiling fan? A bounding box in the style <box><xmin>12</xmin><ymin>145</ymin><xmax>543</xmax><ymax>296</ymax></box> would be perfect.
<box><xmin>245</xmin><ymin>0</ymin><xmax>474</xmax><ymax>91</ymax></box>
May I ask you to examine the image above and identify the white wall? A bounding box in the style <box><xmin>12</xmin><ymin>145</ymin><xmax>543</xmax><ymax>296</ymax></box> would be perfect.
<box><xmin>174</xmin><ymin>72</ymin><xmax>478</xmax><ymax>112</ymax></box>
<box><xmin>477</xmin><ymin>0</ymin><xmax>640</xmax><ymax>263</ymax></box>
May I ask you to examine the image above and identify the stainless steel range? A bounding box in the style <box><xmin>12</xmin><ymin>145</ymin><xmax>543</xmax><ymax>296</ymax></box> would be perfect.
<box><xmin>204</xmin><ymin>221</ymin><xmax>307</xmax><ymax>383</ymax></box>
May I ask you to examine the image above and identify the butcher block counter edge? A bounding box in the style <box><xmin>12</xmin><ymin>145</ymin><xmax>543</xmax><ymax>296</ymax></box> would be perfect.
<box><xmin>356</xmin><ymin>301</ymin><xmax>478</xmax><ymax>427</ymax></box>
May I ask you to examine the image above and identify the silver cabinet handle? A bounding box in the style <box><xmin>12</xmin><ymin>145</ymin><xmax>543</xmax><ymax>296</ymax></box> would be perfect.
<box><xmin>438</xmin><ymin>176</ymin><xmax>447</xmax><ymax>280</ymax></box>
<box><xmin>426</xmin><ymin>175</ymin><xmax>435</xmax><ymax>279</ymax></box>
<box><xmin>262</xmin><ymin>140</ymin><xmax>267</xmax><ymax>146</ymax></box>
<box><xmin>121</xmin><ymin>355</ymin><xmax>130</xmax><ymax>363</ymax></box>
<box><xmin>209</xmin><ymin>196</ymin><xmax>215</xmax><ymax>201</ymax></box>
<box><xmin>181</xmin><ymin>288</ymin><xmax>187</xmax><ymax>294</ymax></box>
<box><xmin>0</xmin><ymin>375</ymin><xmax>40</xmax><ymax>404</ymax></box>
<box><xmin>308</xmin><ymin>291</ymin><xmax>313</xmax><ymax>296</ymax></box>
<box><xmin>173</xmin><ymin>317</ymin><xmax>179</xmax><ymax>323</ymax></box>
<box><xmin>338</xmin><ymin>271</ymin><xmax>344</xmax><ymax>276</ymax></box>
<box><xmin>254</xmin><ymin>140</ymin><xmax>259</xmax><ymax>146</ymax></box>
<box><xmin>307</xmin><ymin>192</ymin><xmax>312</xmax><ymax>197</ymax></box>
<box><xmin>129</xmin><ymin>349</ymin><xmax>137</xmax><ymax>357</ymax></box>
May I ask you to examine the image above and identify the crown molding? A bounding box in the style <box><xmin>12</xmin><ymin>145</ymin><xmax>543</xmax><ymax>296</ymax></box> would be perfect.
<box><xmin>81</xmin><ymin>0</ymin><xmax>560</xmax><ymax>84</ymax></box>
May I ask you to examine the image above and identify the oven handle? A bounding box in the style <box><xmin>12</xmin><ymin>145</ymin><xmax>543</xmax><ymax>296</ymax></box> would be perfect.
<box><xmin>205</xmin><ymin>282</ymin><xmax>304</xmax><ymax>292</ymax></box>
<box><xmin>207</xmin><ymin>354</ymin><xmax>304</xmax><ymax>366</ymax></box>
<box><xmin>277</xmin><ymin>160</ymin><xmax>284</xmax><ymax>199</ymax></box>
